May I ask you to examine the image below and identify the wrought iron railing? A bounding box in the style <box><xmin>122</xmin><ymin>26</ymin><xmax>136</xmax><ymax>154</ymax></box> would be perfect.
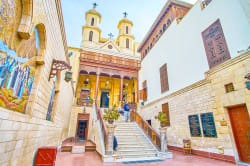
<box><xmin>130</xmin><ymin>110</ymin><xmax>161</xmax><ymax>150</ymax></box>
<box><xmin>80</xmin><ymin>52</ymin><xmax>140</xmax><ymax>70</ymax></box>
<box><xmin>77</xmin><ymin>98</ymin><xmax>93</xmax><ymax>107</ymax></box>
<box><xmin>96</xmin><ymin>102</ymin><xmax>107</xmax><ymax>146</ymax></box>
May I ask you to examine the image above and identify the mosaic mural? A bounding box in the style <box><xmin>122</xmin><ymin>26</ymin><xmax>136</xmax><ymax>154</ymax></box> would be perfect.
<box><xmin>0</xmin><ymin>0</ymin><xmax>39</xmax><ymax>113</ymax></box>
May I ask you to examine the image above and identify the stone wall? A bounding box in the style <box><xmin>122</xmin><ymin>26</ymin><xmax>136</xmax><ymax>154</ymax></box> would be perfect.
<box><xmin>138</xmin><ymin>51</ymin><xmax>250</xmax><ymax>162</ymax></box>
<box><xmin>0</xmin><ymin>0</ymin><xmax>73</xmax><ymax>165</ymax></box>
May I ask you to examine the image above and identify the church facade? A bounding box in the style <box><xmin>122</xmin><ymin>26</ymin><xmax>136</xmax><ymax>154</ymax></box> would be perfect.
<box><xmin>138</xmin><ymin>0</ymin><xmax>250</xmax><ymax>163</ymax></box>
<box><xmin>68</xmin><ymin>5</ymin><xmax>141</xmax><ymax>109</ymax></box>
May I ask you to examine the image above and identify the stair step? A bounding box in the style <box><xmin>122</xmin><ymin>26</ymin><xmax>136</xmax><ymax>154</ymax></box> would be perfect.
<box><xmin>114</xmin><ymin>152</ymin><xmax>158</xmax><ymax>158</ymax></box>
<box><xmin>118</xmin><ymin>149</ymin><xmax>156</xmax><ymax>153</ymax></box>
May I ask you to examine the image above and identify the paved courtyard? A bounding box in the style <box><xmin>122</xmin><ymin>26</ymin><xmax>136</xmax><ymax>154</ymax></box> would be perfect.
<box><xmin>55</xmin><ymin>151</ymin><xmax>242</xmax><ymax>166</ymax></box>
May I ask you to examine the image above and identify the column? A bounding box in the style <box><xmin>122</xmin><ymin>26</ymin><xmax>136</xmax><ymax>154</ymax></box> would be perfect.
<box><xmin>120</xmin><ymin>76</ymin><xmax>123</xmax><ymax>101</ymax></box>
<box><xmin>137</xmin><ymin>74</ymin><xmax>139</xmax><ymax>102</ymax></box>
<box><xmin>105</xmin><ymin>123</ymin><xmax>115</xmax><ymax>155</ymax></box>
<box><xmin>160</xmin><ymin>127</ymin><xmax>168</xmax><ymax>153</ymax></box>
<box><xmin>95</xmin><ymin>74</ymin><xmax>100</xmax><ymax>100</ymax></box>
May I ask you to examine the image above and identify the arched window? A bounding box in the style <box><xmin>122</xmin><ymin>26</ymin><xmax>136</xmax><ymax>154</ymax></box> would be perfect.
<box><xmin>91</xmin><ymin>18</ymin><xmax>94</xmax><ymax>26</ymax></box>
<box><xmin>148</xmin><ymin>47</ymin><xmax>150</xmax><ymax>51</ymax></box>
<box><xmin>145</xmin><ymin>49</ymin><xmax>147</xmax><ymax>55</ymax></box>
<box><xmin>89</xmin><ymin>31</ymin><xmax>93</xmax><ymax>41</ymax></box>
<box><xmin>150</xmin><ymin>43</ymin><xmax>152</xmax><ymax>49</ymax></box>
<box><xmin>126</xmin><ymin>26</ymin><xmax>129</xmax><ymax>34</ymax></box>
<box><xmin>163</xmin><ymin>24</ymin><xmax>166</xmax><ymax>32</ymax></box>
<box><xmin>126</xmin><ymin>38</ymin><xmax>129</xmax><ymax>48</ymax></box>
<box><xmin>160</xmin><ymin>30</ymin><xmax>162</xmax><ymax>35</ymax></box>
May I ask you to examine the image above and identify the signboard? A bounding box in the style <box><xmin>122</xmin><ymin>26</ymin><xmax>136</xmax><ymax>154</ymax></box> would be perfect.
<box><xmin>188</xmin><ymin>114</ymin><xmax>202</xmax><ymax>137</ymax></box>
<box><xmin>200</xmin><ymin>112</ymin><xmax>217</xmax><ymax>137</ymax></box>
<box><xmin>202</xmin><ymin>19</ymin><xmax>231</xmax><ymax>69</ymax></box>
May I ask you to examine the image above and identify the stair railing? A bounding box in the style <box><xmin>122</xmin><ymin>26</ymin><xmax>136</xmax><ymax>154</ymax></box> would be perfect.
<box><xmin>130</xmin><ymin>110</ymin><xmax>161</xmax><ymax>151</ymax></box>
<box><xmin>96</xmin><ymin>102</ymin><xmax>107</xmax><ymax>146</ymax></box>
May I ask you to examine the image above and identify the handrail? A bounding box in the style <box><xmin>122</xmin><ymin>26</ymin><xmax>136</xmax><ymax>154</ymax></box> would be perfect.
<box><xmin>130</xmin><ymin>110</ymin><xmax>161</xmax><ymax>150</ymax></box>
<box><xmin>96</xmin><ymin>102</ymin><xmax>107</xmax><ymax>146</ymax></box>
<box><xmin>80</xmin><ymin>52</ymin><xmax>140</xmax><ymax>70</ymax></box>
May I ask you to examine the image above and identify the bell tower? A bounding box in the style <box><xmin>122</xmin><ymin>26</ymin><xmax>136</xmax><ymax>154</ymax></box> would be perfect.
<box><xmin>81</xmin><ymin>3</ymin><xmax>101</xmax><ymax>47</ymax></box>
<box><xmin>117</xmin><ymin>12</ymin><xmax>135</xmax><ymax>54</ymax></box>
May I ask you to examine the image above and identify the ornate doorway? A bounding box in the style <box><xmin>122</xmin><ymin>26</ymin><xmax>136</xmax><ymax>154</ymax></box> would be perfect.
<box><xmin>228</xmin><ymin>104</ymin><xmax>250</xmax><ymax>163</ymax></box>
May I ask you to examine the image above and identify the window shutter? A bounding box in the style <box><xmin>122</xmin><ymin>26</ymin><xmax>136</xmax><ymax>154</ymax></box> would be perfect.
<box><xmin>162</xmin><ymin>103</ymin><xmax>170</xmax><ymax>126</ymax></box>
<box><xmin>160</xmin><ymin>64</ymin><xmax>169</xmax><ymax>93</ymax></box>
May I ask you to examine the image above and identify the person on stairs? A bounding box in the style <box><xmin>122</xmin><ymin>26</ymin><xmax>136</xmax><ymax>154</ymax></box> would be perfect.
<box><xmin>124</xmin><ymin>101</ymin><xmax>130</xmax><ymax>122</ymax></box>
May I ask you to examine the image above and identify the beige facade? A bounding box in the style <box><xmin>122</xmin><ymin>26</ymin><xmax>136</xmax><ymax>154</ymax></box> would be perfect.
<box><xmin>138</xmin><ymin>51</ymin><xmax>250</xmax><ymax>161</ymax></box>
<box><xmin>0</xmin><ymin>0</ymin><xmax>73</xmax><ymax>166</ymax></box>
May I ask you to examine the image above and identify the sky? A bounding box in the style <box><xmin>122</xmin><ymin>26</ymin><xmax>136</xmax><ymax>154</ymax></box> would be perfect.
<box><xmin>61</xmin><ymin>0</ymin><xmax>197</xmax><ymax>48</ymax></box>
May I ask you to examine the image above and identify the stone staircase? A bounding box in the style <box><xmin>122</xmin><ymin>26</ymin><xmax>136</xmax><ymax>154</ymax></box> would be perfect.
<box><xmin>113</xmin><ymin>116</ymin><xmax>160</xmax><ymax>162</ymax></box>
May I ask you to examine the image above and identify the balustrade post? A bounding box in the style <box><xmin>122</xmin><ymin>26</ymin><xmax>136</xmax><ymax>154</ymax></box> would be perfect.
<box><xmin>159</xmin><ymin>127</ymin><xmax>168</xmax><ymax>153</ymax></box>
<box><xmin>105</xmin><ymin>123</ymin><xmax>116</xmax><ymax>155</ymax></box>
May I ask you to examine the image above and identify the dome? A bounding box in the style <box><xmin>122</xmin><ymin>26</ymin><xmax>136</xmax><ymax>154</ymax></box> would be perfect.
<box><xmin>117</xmin><ymin>16</ymin><xmax>133</xmax><ymax>29</ymax></box>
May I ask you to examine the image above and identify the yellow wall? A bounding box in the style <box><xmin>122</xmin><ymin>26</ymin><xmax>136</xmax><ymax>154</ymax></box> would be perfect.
<box><xmin>76</xmin><ymin>74</ymin><xmax>137</xmax><ymax>107</ymax></box>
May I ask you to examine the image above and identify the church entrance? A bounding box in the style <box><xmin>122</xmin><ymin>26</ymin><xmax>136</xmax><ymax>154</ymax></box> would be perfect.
<box><xmin>100</xmin><ymin>92</ymin><xmax>109</xmax><ymax>108</ymax></box>
<box><xmin>228</xmin><ymin>104</ymin><xmax>250</xmax><ymax>163</ymax></box>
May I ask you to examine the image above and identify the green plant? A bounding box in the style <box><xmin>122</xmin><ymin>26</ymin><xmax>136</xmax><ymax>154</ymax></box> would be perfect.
<box><xmin>103</xmin><ymin>104</ymin><xmax>120</xmax><ymax>123</ymax></box>
<box><xmin>155</xmin><ymin>112</ymin><xmax>167</xmax><ymax>127</ymax></box>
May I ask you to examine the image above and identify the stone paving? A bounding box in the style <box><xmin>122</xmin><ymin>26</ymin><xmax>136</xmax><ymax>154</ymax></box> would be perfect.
<box><xmin>55</xmin><ymin>151</ymin><xmax>243</xmax><ymax>166</ymax></box>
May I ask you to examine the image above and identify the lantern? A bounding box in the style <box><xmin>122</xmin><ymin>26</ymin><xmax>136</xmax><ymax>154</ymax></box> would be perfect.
<box><xmin>64</xmin><ymin>71</ymin><xmax>72</xmax><ymax>82</ymax></box>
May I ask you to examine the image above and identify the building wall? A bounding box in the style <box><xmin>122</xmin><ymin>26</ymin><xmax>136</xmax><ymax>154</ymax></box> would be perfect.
<box><xmin>139</xmin><ymin>0</ymin><xmax>250</xmax><ymax>104</ymax></box>
<box><xmin>0</xmin><ymin>0</ymin><xmax>73</xmax><ymax>165</ymax></box>
<box><xmin>139</xmin><ymin>52</ymin><xmax>250</xmax><ymax>161</ymax></box>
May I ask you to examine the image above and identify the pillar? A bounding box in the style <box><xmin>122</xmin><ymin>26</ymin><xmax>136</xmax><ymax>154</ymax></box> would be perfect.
<box><xmin>105</xmin><ymin>123</ymin><xmax>116</xmax><ymax>155</ymax></box>
<box><xmin>160</xmin><ymin>127</ymin><xmax>168</xmax><ymax>153</ymax></box>
<box><xmin>137</xmin><ymin>74</ymin><xmax>139</xmax><ymax>102</ymax></box>
<box><xmin>120</xmin><ymin>76</ymin><xmax>123</xmax><ymax>101</ymax></box>
<box><xmin>95</xmin><ymin>74</ymin><xmax>100</xmax><ymax>100</ymax></box>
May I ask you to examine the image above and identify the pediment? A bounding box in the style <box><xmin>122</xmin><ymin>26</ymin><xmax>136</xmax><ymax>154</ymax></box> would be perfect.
<box><xmin>99</xmin><ymin>40</ymin><xmax>121</xmax><ymax>53</ymax></box>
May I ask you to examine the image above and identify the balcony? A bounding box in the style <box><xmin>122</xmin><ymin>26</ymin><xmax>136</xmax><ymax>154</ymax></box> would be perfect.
<box><xmin>80</xmin><ymin>52</ymin><xmax>140</xmax><ymax>70</ymax></box>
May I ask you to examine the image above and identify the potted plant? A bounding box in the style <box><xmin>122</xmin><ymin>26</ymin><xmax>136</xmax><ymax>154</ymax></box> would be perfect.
<box><xmin>133</xmin><ymin>103</ymin><xmax>137</xmax><ymax>109</ymax></box>
<box><xmin>103</xmin><ymin>104</ymin><xmax>120</xmax><ymax>124</ymax></box>
<box><xmin>155</xmin><ymin>112</ymin><xmax>167</xmax><ymax>127</ymax></box>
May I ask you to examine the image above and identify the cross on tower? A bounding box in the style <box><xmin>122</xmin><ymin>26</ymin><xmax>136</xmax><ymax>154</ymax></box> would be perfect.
<box><xmin>108</xmin><ymin>33</ymin><xmax>114</xmax><ymax>39</ymax></box>
<box><xmin>123</xmin><ymin>12</ymin><xmax>128</xmax><ymax>18</ymax></box>
<box><xmin>93</xmin><ymin>3</ymin><xmax>98</xmax><ymax>8</ymax></box>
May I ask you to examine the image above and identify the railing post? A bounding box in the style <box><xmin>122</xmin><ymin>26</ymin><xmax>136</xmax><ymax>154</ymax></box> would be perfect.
<box><xmin>105</xmin><ymin>123</ymin><xmax>115</xmax><ymax>155</ymax></box>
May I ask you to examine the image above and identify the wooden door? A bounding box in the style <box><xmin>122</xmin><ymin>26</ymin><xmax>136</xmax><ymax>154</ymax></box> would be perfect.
<box><xmin>228</xmin><ymin>105</ymin><xmax>250</xmax><ymax>163</ymax></box>
<box><xmin>162</xmin><ymin>103</ymin><xmax>170</xmax><ymax>126</ymax></box>
<box><xmin>77</xmin><ymin>120</ymin><xmax>87</xmax><ymax>140</ymax></box>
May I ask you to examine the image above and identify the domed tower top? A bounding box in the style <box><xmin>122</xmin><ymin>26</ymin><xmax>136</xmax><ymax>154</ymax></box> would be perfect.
<box><xmin>117</xmin><ymin>12</ymin><xmax>133</xmax><ymax>35</ymax></box>
<box><xmin>117</xmin><ymin>12</ymin><xmax>135</xmax><ymax>53</ymax></box>
<box><xmin>85</xmin><ymin>3</ymin><xmax>101</xmax><ymax>27</ymax></box>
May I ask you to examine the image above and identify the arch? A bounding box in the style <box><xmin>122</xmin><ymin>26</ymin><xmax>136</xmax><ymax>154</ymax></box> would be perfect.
<box><xmin>25</xmin><ymin>23</ymin><xmax>47</xmax><ymax>114</ymax></box>
<box><xmin>126</xmin><ymin>38</ymin><xmax>129</xmax><ymax>49</ymax></box>
<box><xmin>89</xmin><ymin>31</ymin><xmax>93</xmax><ymax>41</ymax></box>
<box><xmin>126</xmin><ymin>26</ymin><xmax>129</xmax><ymax>34</ymax></box>
<box><xmin>18</xmin><ymin>0</ymin><xmax>33</xmax><ymax>39</ymax></box>
<box><xmin>91</xmin><ymin>17</ymin><xmax>95</xmax><ymax>26</ymax></box>
<box><xmin>35</xmin><ymin>23</ymin><xmax>46</xmax><ymax>57</ymax></box>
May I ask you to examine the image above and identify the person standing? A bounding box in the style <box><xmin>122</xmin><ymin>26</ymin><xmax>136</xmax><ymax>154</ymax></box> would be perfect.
<box><xmin>124</xmin><ymin>101</ymin><xmax>130</xmax><ymax>122</ymax></box>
